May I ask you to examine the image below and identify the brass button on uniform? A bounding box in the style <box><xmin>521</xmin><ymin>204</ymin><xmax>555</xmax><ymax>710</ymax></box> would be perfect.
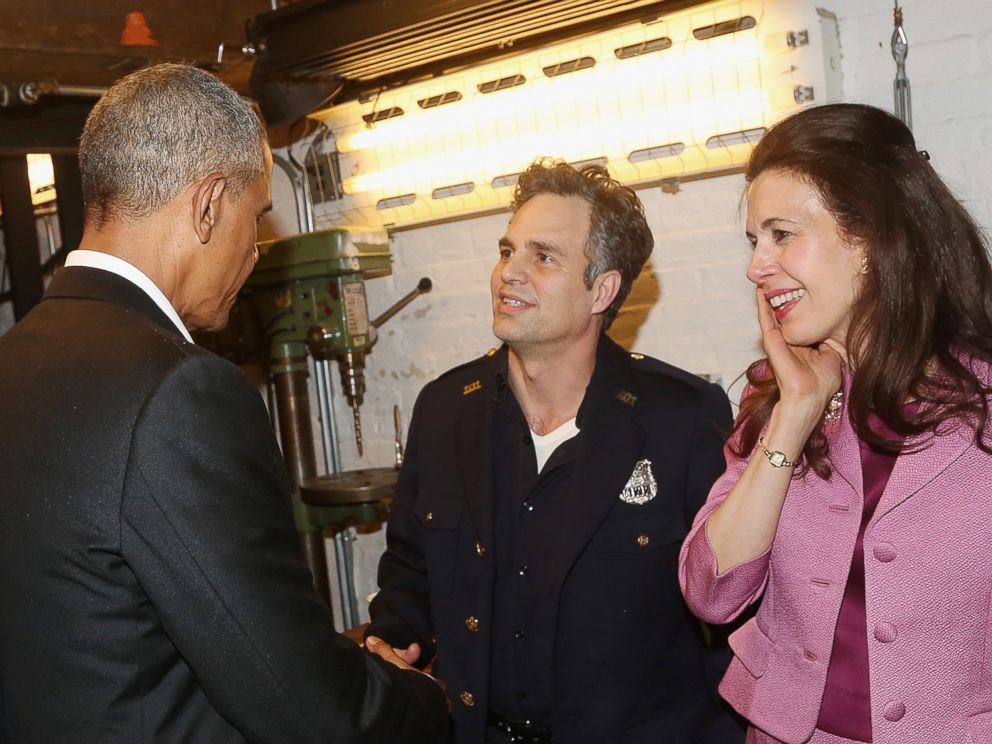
<box><xmin>425</xmin><ymin>511</ymin><xmax>433</xmax><ymax>522</ymax></box>
<box><xmin>465</xmin><ymin>616</ymin><xmax>480</xmax><ymax>633</ymax></box>
<box><xmin>475</xmin><ymin>542</ymin><xmax>487</xmax><ymax>558</ymax></box>
<box><xmin>460</xmin><ymin>691</ymin><xmax>475</xmax><ymax>707</ymax></box>
<box><xmin>637</xmin><ymin>534</ymin><xmax>650</xmax><ymax>547</ymax></box>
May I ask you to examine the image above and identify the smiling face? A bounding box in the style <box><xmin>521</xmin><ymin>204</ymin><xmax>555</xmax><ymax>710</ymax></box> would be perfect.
<box><xmin>491</xmin><ymin>193</ymin><xmax>613</xmax><ymax>356</ymax></box>
<box><xmin>745</xmin><ymin>169</ymin><xmax>864</xmax><ymax>353</ymax></box>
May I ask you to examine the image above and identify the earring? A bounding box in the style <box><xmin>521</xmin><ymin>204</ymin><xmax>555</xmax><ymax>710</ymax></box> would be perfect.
<box><xmin>859</xmin><ymin>254</ymin><xmax>869</xmax><ymax>275</ymax></box>
<box><xmin>823</xmin><ymin>389</ymin><xmax>843</xmax><ymax>423</ymax></box>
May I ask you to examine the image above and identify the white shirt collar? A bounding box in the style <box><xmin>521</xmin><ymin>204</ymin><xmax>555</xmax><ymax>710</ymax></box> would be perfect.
<box><xmin>64</xmin><ymin>250</ymin><xmax>193</xmax><ymax>342</ymax></box>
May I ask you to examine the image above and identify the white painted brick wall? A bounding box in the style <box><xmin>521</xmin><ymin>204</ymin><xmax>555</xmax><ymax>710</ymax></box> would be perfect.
<box><xmin>282</xmin><ymin>0</ymin><xmax>992</xmax><ymax>629</ymax></box>
<box><xmin>830</xmin><ymin>0</ymin><xmax>992</xmax><ymax>226</ymax></box>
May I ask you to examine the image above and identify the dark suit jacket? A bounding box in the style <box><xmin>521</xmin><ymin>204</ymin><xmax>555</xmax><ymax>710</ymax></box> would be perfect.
<box><xmin>368</xmin><ymin>337</ymin><xmax>743</xmax><ymax>744</ymax></box>
<box><xmin>0</xmin><ymin>267</ymin><xmax>448</xmax><ymax>743</ymax></box>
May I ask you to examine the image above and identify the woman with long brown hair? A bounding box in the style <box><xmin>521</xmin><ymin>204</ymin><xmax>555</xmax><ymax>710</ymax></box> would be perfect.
<box><xmin>679</xmin><ymin>102</ymin><xmax>992</xmax><ymax>744</ymax></box>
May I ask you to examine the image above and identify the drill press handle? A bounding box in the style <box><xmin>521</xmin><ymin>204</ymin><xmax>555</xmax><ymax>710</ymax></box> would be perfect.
<box><xmin>371</xmin><ymin>277</ymin><xmax>433</xmax><ymax>329</ymax></box>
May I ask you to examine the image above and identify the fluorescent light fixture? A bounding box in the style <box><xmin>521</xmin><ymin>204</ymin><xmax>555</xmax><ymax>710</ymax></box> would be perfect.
<box><xmin>309</xmin><ymin>0</ymin><xmax>841</xmax><ymax>227</ymax></box>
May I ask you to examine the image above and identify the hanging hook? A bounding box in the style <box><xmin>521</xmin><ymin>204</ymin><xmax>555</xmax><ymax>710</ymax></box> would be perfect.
<box><xmin>892</xmin><ymin>2</ymin><xmax>912</xmax><ymax>130</ymax></box>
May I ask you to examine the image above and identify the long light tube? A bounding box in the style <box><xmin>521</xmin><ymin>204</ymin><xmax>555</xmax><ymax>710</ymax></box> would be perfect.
<box><xmin>309</xmin><ymin>0</ymin><xmax>837</xmax><ymax>227</ymax></box>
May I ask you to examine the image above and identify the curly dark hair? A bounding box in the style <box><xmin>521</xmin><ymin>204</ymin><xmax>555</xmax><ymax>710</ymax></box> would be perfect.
<box><xmin>511</xmin><ymin>159</ymin><xmax>653</xmax><ymax>329</ymax></box>
<box><xmin>734</xmin><ymin>103</ymin><xmax>992</xmax><ymax>477</ymax></box>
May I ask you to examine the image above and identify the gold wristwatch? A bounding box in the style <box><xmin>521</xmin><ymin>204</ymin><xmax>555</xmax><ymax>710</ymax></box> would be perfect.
<box><xmin>758</xmin><ymin>437</ymin><xmax>796</xmax><ymax>468</ymax></box>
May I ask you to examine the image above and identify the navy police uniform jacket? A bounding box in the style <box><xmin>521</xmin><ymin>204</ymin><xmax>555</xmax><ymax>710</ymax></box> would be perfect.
<box><xmin>369</xmin><ymin>335</ymin><xmax>743</xmax><ymax>743</ymax></box>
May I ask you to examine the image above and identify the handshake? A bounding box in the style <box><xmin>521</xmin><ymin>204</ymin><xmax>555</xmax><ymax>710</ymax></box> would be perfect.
<box><xmin>365</xmin><ymin>635</ymin><xmax>451</xmax><ymax>711</ymax></box>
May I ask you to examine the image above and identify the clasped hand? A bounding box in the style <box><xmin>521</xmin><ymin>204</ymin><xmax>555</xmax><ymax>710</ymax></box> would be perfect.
<box><xmin>365</xmin><ymin>636</ymin><xmax>451</xmax><ymax>710</ymax></box>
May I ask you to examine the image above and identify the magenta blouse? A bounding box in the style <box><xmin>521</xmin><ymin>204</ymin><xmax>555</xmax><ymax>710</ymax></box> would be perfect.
<box><xmin>816</xmin><ymin>413</ymin><xmax>906</xmax><ymax>742</ymax></box>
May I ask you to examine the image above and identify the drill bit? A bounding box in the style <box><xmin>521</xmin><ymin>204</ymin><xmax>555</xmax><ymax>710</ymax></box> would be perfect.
<box><xmin>337</xmin><ymin>350</ymin><xmax>367</xmax><ymax>458</ymax></box>
<box><xmin>352</xmin><ymin>402</ymin><xmax>364</xmax><ymax>458</ymax></box>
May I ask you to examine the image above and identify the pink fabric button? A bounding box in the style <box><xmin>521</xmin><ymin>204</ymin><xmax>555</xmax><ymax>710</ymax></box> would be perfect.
<box><xmin>874</xmin><ymin>622</ymin><xmax>898</xmax><ymax>643</ymax></box>
<box><xmin>883</xmin><ymin>701</ymin><xmax>906</xmax><ymax>721</ymax></box>
<box><xmin>873</xmin><ymin>542</ymin><xmax>897</xmax><ymax>562</ymax></box>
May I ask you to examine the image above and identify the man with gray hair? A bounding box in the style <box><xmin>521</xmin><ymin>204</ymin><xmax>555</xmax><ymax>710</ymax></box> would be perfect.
<box><xmin>0</xmin><ymin>63</ymin><xmax>448</xmax><ymax>743</ymax></box>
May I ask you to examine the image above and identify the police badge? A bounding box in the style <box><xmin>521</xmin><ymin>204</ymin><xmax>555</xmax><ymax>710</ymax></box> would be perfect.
<box><xmin>620</xmin><ymin>459</ymin><xmax>657</xmax><ymax>505</ymax></box>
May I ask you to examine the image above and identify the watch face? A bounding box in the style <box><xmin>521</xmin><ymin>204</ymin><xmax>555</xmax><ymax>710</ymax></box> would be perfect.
<box><xmin>769</xmin><ymin>451</ymin><xmax>787</xmax><ymax>468</ymax></box>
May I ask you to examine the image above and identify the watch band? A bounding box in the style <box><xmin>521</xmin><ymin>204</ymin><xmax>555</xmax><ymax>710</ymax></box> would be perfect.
<box><xmin>758</xmin><ymin>437</ymin><xmax>796</xmax><ymax>468</ymax></box>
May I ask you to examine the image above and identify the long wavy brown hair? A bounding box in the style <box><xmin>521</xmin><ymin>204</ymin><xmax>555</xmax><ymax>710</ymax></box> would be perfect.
<box><xmin>733</xmin><ymin>103</ymin><xmax>992</xmax><ymax>477</ymax></box>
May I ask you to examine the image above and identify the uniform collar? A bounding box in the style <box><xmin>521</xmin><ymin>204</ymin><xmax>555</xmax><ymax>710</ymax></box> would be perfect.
<box><xmin>489</xmin><ymin>335</ymin><xmax>640</xmax><ymax>426</ymax></box>
<box><xmin>577</xmin><ymin>334</ymin><xmax>642</xmax><ymax>427</ymax></box>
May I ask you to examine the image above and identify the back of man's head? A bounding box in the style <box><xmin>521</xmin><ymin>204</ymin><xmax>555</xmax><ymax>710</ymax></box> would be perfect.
<box><xmin>511</xmin><ymin>159</ymin><xmax>653</xmax><ymax>329</ymax></box>
<box><xmin>79</xmin><ymin>63</ymin><xmax>267</xmax><ymax>228</ymax></box>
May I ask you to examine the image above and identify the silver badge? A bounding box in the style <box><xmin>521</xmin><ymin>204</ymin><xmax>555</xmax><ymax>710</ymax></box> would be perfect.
<box><xmin>620</xmin><ymin>459</ymin><xmax>657</xmax><ymax>505</ymax></box>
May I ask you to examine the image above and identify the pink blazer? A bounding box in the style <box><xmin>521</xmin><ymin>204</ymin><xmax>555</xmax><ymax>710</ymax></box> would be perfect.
<box><xmin>679</xmin><ymin>370</ymin><xmax>992</xmax><ymax>744</ymax></box>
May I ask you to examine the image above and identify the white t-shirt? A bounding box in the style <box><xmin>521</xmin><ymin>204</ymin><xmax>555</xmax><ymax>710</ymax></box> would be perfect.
<box><xmin>531</xmin><ymin>417</ymin><xmax>579</xmax><ymax>472</ymax></box>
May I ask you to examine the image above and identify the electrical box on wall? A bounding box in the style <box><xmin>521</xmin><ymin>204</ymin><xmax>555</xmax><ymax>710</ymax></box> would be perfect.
<box><xmin>304</xmin><ymin>0</ymin><xmax>842</xmax><ymax>229</ymax></box>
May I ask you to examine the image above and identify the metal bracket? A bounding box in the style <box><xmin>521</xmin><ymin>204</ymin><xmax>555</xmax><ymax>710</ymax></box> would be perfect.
<box><xmin>793</xmin><ymin>85</ymin><xmax>815</xmax><ymax>104</ymax></box>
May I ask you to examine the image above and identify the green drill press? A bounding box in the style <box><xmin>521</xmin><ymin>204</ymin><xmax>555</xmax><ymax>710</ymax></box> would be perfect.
<box><xmin>250</xmin><ymin>226</ymin><xmax>391</xmax><ymax>458</ymax></box>
<box><xmin>222</xmin><ymin>225</ymin><xmax>430</xmax><ymax>615</ymax></box>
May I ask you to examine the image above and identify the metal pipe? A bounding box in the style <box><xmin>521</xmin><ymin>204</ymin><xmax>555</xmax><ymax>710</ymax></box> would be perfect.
<box><xmin>271</xmin><ymin>153</ymin><xmax>310</xmax><ymax>235</ymax></box>
<box><xmin>341</xmin><ymin>528</ymin><xmax>360</xmax><ymax>625</ymax></box>
<box><xmin>53</xmin><ymin>84</ymin><xmax>107</xmax><ymax>98</ymax></box>
<box><xmin>313</xmin><ymin>357</ymin><xmax>342</xmax><ymax>475</ymax></box>
<box><xmin>273</xmin><ymin>366</ymin><xmax>316</xmax><ymax>487</ymax></box>
<box><xmin>0</xmin><ymin>81</ymin><xmax>107</xmax><ymax>106</ymax></box>
<box><xmin>287</xmin><ymin>144</ymin><xmax>315</xmax><ymax>233</ymax></box>
<box><xmin>272</xmin><ymin>363</ymin><xmax>332</xmax><ymax>607</ymax></box>
<box><xmin>333</xmin><ymin>531</ymin><xmax>358</xmax><ymax>628</ymax></box>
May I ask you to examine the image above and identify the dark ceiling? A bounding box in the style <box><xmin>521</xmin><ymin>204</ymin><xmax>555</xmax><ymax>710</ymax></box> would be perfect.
<box><xmin>0</xmin><ymin>0</ymin><xmax>713</xmax><ymax>148</ymax></box>
<box><xmin>0</xmin><ymin>0</ymin><xmax>272</xmax><ymax>94</ymax></box>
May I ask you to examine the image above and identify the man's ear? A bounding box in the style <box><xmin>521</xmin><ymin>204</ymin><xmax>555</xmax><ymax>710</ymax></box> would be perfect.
<box><xmin>192</xmin><ymin>173</ymin><xmax>227</xmax><ymax>245</ymax></box>
<box><xmin>591</xmin><ymin>269</ymin><xmax>622</xmax><ymax>316</ymax></box>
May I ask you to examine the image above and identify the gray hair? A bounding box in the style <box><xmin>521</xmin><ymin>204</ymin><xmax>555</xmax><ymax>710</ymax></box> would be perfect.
<box><xmin>511</xmin><ymin>159</ymin><xmax>654</xmax><ymax>329</ymax></box>
<box><xmin>79</xmin><ymin>63</ymin><xmax>267</xmax><ymax>227</ymax></box>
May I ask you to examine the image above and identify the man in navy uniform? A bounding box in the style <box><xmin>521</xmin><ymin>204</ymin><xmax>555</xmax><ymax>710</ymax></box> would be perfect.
<box><xmin>364</xmin><ymin>160</ymin><xmax>744</xmax><ymax>743</ymax></box>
